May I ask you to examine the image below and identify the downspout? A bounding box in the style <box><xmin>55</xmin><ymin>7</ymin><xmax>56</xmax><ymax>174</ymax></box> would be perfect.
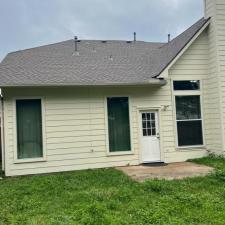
<box><xmin>1</xmin><ymin>93</ymin><xmax>5</xmax><ymax>175</ymax></box>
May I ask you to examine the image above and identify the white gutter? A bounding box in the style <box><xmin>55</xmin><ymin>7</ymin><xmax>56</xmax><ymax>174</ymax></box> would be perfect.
<box><xmin>0</xmin><ymin>79</ymin><xmax>167</xmax><ymax>88</ymax></box>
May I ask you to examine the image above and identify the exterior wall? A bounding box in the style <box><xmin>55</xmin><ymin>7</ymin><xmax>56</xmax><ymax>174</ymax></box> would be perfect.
<box><xmin>3</xmin><ymin>87</ymin><xmax>138</xmax><ymax>176</ymax></box>
<box><xmin>3</xmin><ymin>81</ymin><xmax>208</xmax><ymax>176</ymax></box>
<box><xmin>168</xmin><ymin>31</ymin><xmax>210</xmax><ymax>161</ymax></box>
<box><xmin>204</xmin><ymin>0</ymin><xmax>225</xmax><ymax>154</ymax></box>
<box><xmin>170</xmin><ymin>30</ymin><xmax>223</xmax><ymax>156</ymax></box>
<box><xmin>3</xmin><ymin>86</ymin><xmax>162</xmax><ymax>176</ymax></box>
<box><xmin>2</xmin><ymin>30</ymin><xmax>213</xmax><ymax>177</ymax></box>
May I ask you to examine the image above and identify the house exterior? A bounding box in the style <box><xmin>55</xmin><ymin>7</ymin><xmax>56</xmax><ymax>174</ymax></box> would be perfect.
<box><xmin>0</xmin><ymin>0</ymin><xmax>224</xmax><ymax>177</ymax></box>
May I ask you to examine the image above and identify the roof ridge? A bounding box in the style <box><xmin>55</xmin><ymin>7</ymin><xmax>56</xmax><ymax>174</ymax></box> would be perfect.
<box><xmin>7</xmin><ymin>39</ymin><xmax>73</xmax><ymax>56</ymax></box>
<box><xmin>7</xmin><ymin>39</ymin><xmax>166</xmax><ymax>57</ymax></box>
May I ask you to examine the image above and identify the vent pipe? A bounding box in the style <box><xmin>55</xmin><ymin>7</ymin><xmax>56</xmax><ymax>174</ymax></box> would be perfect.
<box><xmin>134</xmin><ymin>32</ymin><xmax>136</xmax><ymax>42</ymax></box>
<box><xmin>168</xmin><ymin>34</ymin><xmax>171</xmax><ymax>43</ymax></box>
<box><xmin>74</xmin><ymin>36</ymin><xmax>78</xmax><ymax>52</ymax></box>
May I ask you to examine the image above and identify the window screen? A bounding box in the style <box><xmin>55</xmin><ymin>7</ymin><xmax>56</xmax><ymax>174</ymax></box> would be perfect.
<box><xmin>175</xmin><ymin>95</ymin><xmax>203</xmax><ymax>146</ymax></box>
<box><xmin>16</xmin><ymin>99</ymin><xmax>43</xmax><ymax>159</ymax></box>
<box><xmin>107</xmin><ymin>97</ymin><xmax>131</xmax><ymax>152</ymax></box>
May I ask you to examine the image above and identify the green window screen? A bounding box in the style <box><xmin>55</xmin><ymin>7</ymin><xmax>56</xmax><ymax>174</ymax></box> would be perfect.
<box><xmin>107</xmin><ymin>97</ymin><xmax>131</xmax><ymax>152</ymax></box>
<box><xmin>16</xmin><ymin>99</ymin><xmax>43</xmax><ymax>159</ymax></box>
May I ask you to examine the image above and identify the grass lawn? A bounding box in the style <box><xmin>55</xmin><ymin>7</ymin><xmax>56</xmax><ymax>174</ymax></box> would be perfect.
<box><xmin>1</xmin><ymin>156</ymin><xmax>225</xmax><ymax>225</ymax></box>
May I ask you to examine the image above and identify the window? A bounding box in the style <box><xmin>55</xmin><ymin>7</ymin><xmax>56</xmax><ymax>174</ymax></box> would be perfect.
<box><xmin>173</xmin><ymin>80</ymin><xmax>204</xmax><ymax>147</ymax></box>
<box><xmin>107</xmin><ymin>97</ymin><xmax>131</xmax><ymax>152</ymax></box>
<box><xmin>16</xmin><ymin>99</ymin><xmax>43</xmax><ymax>159</ymax></box>
<box><xmin>142</xmin><ymin>112</ymin><xmax>156</xmax><ymax>136</ymax></box>
<box><xmin>173</xmin><ymin>80</ymin><xmax>200</xmax><ymax>91</ymax></box>
<box><xmin>175</xmin><ymin>96</ymin><xmax>203</xmax><ymax>146</ymax></box>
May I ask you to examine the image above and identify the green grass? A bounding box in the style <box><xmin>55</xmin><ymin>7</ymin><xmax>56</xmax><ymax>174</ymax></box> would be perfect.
<box><xmin>1</xmin><ymin>156</ymin><xmax>225</xmax><ymax>225</ymax></box>
<box><xmin>190</xmin><ymin>154</ymin><xmax>225</xmax><ymax>170</ymax></box>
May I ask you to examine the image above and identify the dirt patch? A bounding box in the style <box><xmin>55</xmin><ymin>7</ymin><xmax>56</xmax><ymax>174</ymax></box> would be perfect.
<box><xmin>117</xmin><ymin>162</ymin><xmax>214</xmax><ymax>182</ymax></box>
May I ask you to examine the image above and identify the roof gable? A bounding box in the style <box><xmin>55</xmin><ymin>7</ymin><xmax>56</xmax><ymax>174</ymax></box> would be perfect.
<box><xmin>155</xmin><ymin>17</ymin><xmax>210</xmax><ymax>77</ymax></box>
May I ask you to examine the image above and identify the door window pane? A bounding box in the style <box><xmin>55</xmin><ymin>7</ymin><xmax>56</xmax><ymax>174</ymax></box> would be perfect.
<box><xmin>151</xmin><ymin>113</ymin><xmax>155</xmax><ymax>120</ymax></box>
<box><xmin>142</xmin><ymin>121</ymin><xmax>146</xmax><ymax>129</ymax></box>
<box><xmin>143</xmin><ymin>129</ymin><xmax>147</xmax><ymax>136</ymax></box>
<box><xmin>151</xmin><ymin>121</ymin><xmax>155</xmax><ymax>128</ymax></box>
<box><xmin>176</xmin><ymin>96</ymin><xmax>201</xmax><ymax>120</ymax></box>
<box><xmin>16</xmin><ymin>99</ymin><xmax>43</xmax><ymax>159</ymax></box>
<box><xmin>177</xmin><ymin>120</ymin><xmax>203</xmax><ymax>146</ymax></box>
<box><xmin>152</xmin><ymin>128</ymin><xmax>156</xmax><ymax>136</ymax></box>
<box><xmin>141</xmin><ymin>112</ymin><xmax>157</xmax><ymax>137</ymax></box>
<box><xmin>142</xmin><ymin>113</ymin><xmax>146</xmax><ymax>120</ymax></box>
<box><xmin>107</xmin><ymin>97</ymin><xmax>131</xmax><ymax>152</ymax></box>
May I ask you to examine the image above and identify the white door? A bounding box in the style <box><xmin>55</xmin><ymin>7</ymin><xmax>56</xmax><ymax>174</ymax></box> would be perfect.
<box><xmin>140</xmin><ymin>111</ymin><xmax>161</xmax><ymax>163</ymax></box>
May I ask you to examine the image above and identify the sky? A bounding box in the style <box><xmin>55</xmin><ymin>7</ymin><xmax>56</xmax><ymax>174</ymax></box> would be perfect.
<box><xmin>0</xmin><ymin>0</ymin><xmax>204</xmax><ymax>61</ymax></box>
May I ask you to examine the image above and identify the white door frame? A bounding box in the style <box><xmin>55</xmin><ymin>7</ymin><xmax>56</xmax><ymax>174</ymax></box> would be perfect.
<box><xmin>138</xmin><ymin>107</ymin><xmax>164</xmax><ymax>164</ymax></box>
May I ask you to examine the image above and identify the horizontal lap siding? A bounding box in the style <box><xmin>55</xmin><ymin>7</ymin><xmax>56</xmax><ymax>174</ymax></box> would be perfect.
<box><xmin>216</xmin><ymin>1</ymin><xmax>225</xmax><ymax>153</ymax></box>
<box><xmin>168</xmin><ymin>31</ymin><xmax>210</xmax><ymax>161</ymax></box>
<box><xmin>205</xmin><ymin>0</ymin><xmax>225</xmax><ymax>154</ymax></box>
<box><xmin>3</xmin><ymin>85</ymin><xmax>175</xmax><ymax>176</ymax></box>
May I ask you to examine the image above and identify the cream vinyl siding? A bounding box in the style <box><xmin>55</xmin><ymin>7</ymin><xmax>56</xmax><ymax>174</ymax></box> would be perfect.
<box><xmin>205</xmin><ymin>0</ymin><xmax>225</xmax><ymax>154</ymax></box>
<box><xmin>3</xmin><ymin>88</ymin><xmax>137</xmax><ymax>176</ymax></box>
<box><xmin>170</xmin><ymin>30</ymin><xmax>222</xmax><ymax>154</ymax></box>
<box><xmin>3</xmin><ymin>86</ymin><xmax>170</xmax><ymax>176</ymax></box>
<box><xmin>168</xmin><ymin>31</ymin><xmax>210</xmax><ymax>159</ymax></box>
<box><xmin>2</xmin><ymin>85</ymin><xmax>167</xmax><ymax>176</ymax></box>
<box><xmin>3</xmin><ymin>32</ymin><xmax>212</xmax><ymax>177</ymax></box>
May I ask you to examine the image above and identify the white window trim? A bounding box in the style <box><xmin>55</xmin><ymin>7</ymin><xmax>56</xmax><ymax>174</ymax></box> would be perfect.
<box><xmin>104</xmin><ymin>96</ymin><xmax>134</xmax><ymax>156</ymax></box>
<box><xmin>13</xmin><ymin>97</ymin><xmax>47</xmax><ymax>163</ymax></box>
<box><xmin>172</xmin><ymin>80</ymin><xmax>206</xmax><ymax>149</ymax></box>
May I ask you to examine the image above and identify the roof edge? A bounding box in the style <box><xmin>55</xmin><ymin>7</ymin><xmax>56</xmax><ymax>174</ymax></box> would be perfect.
<box><xmin>155</xmin><ymin>17</ymin><xmax>211</xmax><ymax>78</ymax></box>
<box><xmin>0</xmin><ymin>78</ymin><xmax>166</xmax><ymax>88</ymax></box>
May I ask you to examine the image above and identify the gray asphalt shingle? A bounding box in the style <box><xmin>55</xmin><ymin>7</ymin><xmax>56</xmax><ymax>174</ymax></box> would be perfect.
<box><xmin>0</xmin><ymin>17</ymin><xmax>210</xmax><ymax>87</ymax></box>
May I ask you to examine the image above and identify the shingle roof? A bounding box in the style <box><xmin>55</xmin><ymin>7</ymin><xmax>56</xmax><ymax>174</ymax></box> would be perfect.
<box><xmin>0</xmin><ymin>17</ymin><xmax>210</xmax><ymax>87</ymax></box>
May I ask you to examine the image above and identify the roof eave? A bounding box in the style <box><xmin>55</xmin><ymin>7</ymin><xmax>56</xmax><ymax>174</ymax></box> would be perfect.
<box><xmin>0</xmin><ymin>79</ymin><xmax>166</xmax><ymax>88</ymax></box>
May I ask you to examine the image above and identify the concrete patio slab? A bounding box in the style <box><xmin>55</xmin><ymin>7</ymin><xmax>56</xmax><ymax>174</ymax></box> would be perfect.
<box><xmin>117</xmin><ymin>162</ymin><xmax>214</xmax><ymax>182</ymax></box>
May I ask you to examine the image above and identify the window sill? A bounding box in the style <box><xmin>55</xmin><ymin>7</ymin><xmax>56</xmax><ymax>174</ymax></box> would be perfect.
<box><xmin>176</xmin><ymin>145</ymin><xmax>206</xmax><ymax>151</ymax></box>
<box><xmin>107</xmin><ymin>151</ymin><xmax>134</xmax><ymax>156</ymax></box>
<box><xmin>14</xmin><ymin>157</ymin><xmax>46</xmax><ymax>164</ymax></box>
